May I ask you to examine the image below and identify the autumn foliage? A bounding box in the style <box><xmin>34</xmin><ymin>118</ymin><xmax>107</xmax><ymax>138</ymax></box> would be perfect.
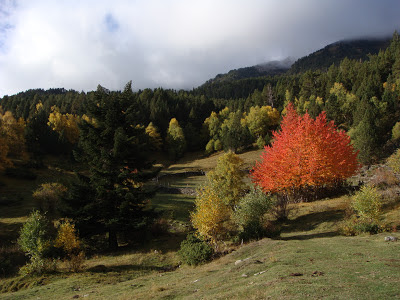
<box><xmin>251</xmin><ymin>103</ymin><xmax>359</xmax><ymax>197</ymax></box>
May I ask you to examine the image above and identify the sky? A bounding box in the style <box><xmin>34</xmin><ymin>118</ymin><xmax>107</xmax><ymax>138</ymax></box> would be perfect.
<box><xmin>0</xmin><ymin>0</ymin><xmax>399</xmax><ymax>97</ymax></box>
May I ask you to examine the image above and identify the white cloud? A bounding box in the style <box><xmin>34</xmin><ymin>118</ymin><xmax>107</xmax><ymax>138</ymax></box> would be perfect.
<box><xmin>0</xmin><ymin>0</ymin><xmax>399</xmax><ymax>96</ymax></box>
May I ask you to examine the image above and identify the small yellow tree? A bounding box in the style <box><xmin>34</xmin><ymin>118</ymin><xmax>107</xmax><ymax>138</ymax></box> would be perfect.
<box><xmin>145</xmin><ymin>122</ymin><xmax>162</xmax><ymax>150</ymax></box>
<box><xmin>191</xmin><ymin>186</ymin><xmax>231</xmax><ymax>246</ymax></box>
<box><xmin>191</xmin><ymin>151</ymin><xmax>247</xmax><ymax>246</ymax></box>
<box><xmin>0</xmin><ymin>110</ymin><xmax>28</xmax><ymax>161</ymax></box>
<box><xmin>55</xmin><ymin>219</ymin><xmax>85</xmax><ymax>272</ymax></box>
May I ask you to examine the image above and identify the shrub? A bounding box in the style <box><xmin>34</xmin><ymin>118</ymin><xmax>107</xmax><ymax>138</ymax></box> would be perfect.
<box><xmin>339</xmin><ymin>215</ymin><xmax>385</xmax><ymax>236</ymax></box>
<box><xmin>33</xmin><ymin>183</ymin><xmax>67</xmax><ymax>219</ymax></box>
<box><xmin>205</xmin><ymin>140</ymin><xmax>214</xmax><ymax>155</ymax></box>
<box><xmin>392</xmin><ymin>122</ymin><xmax>400</xmax><ymax>140</ymax></box>
<box><xmin>54</xmin><ymin>219</ymin><xmax>85</xmax><ymax>272</ymax></box>
<box><xmin>178</xmin><ymin>234</ymin><xmax>214</xmax><ymax>266</ymax></box>
<box><xmin>351</xmin><ymin>185</ymin><xmax>382</xmax><ymax>222</ymax></box>
<box><xmin>387</xmin><ymin>148</ymin><xmax>400</xmax><ymax>174</ymax></box>
<box><xmin>256</xmin><ymin>136</ymin><xmax>265</xmax><ymax>149</ymax></box>
<box><xmin>233</xmin><ymin>187</ymin><xmax>274</xmax><ymax>240</ymax></box>
<box><xmin>18</xmin><ymin>210</ymin><xmax>54</xmax><ymax>275</ymax></box>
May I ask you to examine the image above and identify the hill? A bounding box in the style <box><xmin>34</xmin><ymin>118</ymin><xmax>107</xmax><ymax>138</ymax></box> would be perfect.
<box><xmin>203</xmin><ymin>58</ymin><xmax>293</xmax><ymax>85</ymax></box>
<box><xmin>289</xmin><ymin>37</ymin><xmax>391</xmax><ymax>74</ymax></box>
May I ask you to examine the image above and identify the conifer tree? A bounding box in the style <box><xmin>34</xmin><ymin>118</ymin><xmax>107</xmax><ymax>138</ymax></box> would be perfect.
<box><xmin>71</xmin><ymin>83</ymin><xmax>155</xmax><ymax>249</ymax></box>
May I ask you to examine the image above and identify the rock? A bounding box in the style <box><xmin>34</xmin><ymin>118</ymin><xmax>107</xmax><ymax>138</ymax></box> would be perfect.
<box><xmin>254</xmin><ymin>270</ymin><xmax>267</xmax><ymax>276</ymax></box>
<box><xmin>384</xmin><ymin>236</ymin><xmax>398</xmax><ymax>242</ymax></box>
<box><xmin>234</xmin><ymin>257</ymin><xmax>250</xmax><ymax>265</ymax></box>
<box><xmin>241</xmin><ymin>273</ymin><xmax>248</xmax><ymax>277</ymax></box>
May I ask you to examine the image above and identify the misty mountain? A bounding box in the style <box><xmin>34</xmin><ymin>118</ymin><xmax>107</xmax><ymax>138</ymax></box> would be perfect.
<box><xmin>202</xmin><ymin>58</ymin><xmax>294</xmax><ymax>85</ymax></box>
<box><xmin>289</xmin><ymin>37</ymin><xmax>391</xmax><ymax>74</ymax></box>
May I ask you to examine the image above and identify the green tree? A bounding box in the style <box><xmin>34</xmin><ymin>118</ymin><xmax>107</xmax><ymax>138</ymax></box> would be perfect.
<box><xmin>72</xmin><ymin>84</ymin><xmax>156</xmax><ymax>249</ymax></box>
<box><xmin>18</xmin><ymin>210</ymin><xmax>54</xmax><ymax>275</ymax></box>
<box><xmin>207</xmin><ymin>151</ymin><xmax>246</xmax><ymax>207</ymax></box>
<box><xmin>349</xmin><ymin>100</ymin><xmax>379</xmax><ymax>164</ymax></box>
<box><xmin>220</xmin><ymin>111</ymin><xmax>251</xmax><ymax>152</ymax></box>
<box><xmin>166</xmin><ymin>118</ymin><xmax>186</xmax><ymax>161</ymax></box>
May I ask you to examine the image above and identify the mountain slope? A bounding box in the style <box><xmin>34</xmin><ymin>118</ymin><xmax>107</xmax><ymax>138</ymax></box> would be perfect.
<box><xmin>204</xmin><ymin>58</ymin><xmax>293</xmax><ymax>85</ymax></box>
<box><xmin>289</xmin><ymin>37</ymin><xmax>391</xmax><ymax>73</ymax></box>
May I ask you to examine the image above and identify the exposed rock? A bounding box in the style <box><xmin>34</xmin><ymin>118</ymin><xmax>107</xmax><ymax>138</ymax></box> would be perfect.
<box><xmin>384</xmin><ymin>236</ymin><xmax>398</xmax><ymax>242</ymax></box>
<box><xmin>234</xmin><ymin>258</ymin><xmax>250</xmax><ymax>265</ymax></box>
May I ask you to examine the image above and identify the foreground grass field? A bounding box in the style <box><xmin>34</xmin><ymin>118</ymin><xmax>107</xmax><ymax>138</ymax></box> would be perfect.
<box><xmin>1</xmin><ymin>149</ymin><xmax>400</xmax><ymax>299</ymax></box>
<box><xmin>1</xmin><ymin>231</ymin><xmax>399</xmax><ymax>299</ymax></box>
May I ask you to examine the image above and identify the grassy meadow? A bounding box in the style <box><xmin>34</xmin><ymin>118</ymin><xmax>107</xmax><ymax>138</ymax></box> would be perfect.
<box><xmin>1</xmin><ymin>149</ymin><xmax>400</xmax><ymax>299</ymax></box>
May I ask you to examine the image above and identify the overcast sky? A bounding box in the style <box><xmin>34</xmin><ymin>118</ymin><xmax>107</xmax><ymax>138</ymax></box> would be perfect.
<box><xmin>0</xmin><ymin>0</ymin><xmax>399</xmax><ymax>96</ymax></box>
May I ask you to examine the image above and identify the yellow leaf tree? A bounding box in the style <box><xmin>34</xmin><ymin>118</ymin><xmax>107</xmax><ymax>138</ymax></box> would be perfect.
<box><xmin>145</xmin><ymin>122</ymin><xmax>162</xmax><ymax>151</ymax></box>
<box><xmin>48</xmin><ymin>106</ymin><xmax>80</xmax><ymax>144</ymax></box>
<box><xmin>191</xmin><ymin>151</ymin><xmax>247</xmax><ymax>245</ymax></box>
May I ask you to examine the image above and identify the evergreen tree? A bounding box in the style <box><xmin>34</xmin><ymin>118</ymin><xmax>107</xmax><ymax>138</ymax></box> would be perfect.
<box><xmin>71</xmin><ymin>84</ymin><xmax>156</xmax><ymax>249</ymax></box>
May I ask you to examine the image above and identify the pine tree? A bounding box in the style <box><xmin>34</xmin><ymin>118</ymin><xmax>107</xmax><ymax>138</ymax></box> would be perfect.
<box><xmin>71</xmin><ymin>84</ymin><xmax>156</xmax><ymax>249</ymax></box>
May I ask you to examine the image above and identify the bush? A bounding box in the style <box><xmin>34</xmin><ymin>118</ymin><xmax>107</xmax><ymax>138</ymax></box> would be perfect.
<box><xmin>18</xmin><ymin>210</ymin><xmax>55</xmax><ymax>275</ymax></box>
<box><xmin>233</xmin><ymin>186</ymin><xmax>274</xmax><ymax>240</ymax></box>
<box><xmin>33</xmin><ymin>183</ymin><xmax>67</xmax><ymax>219</ymax></box>
<box><xmin>54</xmin><ymin>219</ymin><xmax>85</xmax><ymax>272</ymax></box>
<box><xmin>339</xmin><ymin>215</ymin><xmax>385</xmax><ymax>236</ymax></box>
<box><xmin>178</xmin><ymin>234</ymin><xmax>214</xmax><ymax>266</ymax></box>
<box><xmin>387</xmin><ymin>148</ymin><xmax>400</xmax><ymax>174</ymax></box>
<box><xmin>351</xmin><ymin>185</ymin><xmax>382</xmax><ymax>222</ymax></box>
<box><xmin>256</xmin><ymin>136</ymin><xmax>265</xmax><ymax>149</ymax></box>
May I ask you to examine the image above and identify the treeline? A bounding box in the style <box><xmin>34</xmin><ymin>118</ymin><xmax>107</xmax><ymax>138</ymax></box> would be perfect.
<box><xmin>1</xmin><ymin>32</ymin><xmax>400</xmax><ymax>164</ymax></box>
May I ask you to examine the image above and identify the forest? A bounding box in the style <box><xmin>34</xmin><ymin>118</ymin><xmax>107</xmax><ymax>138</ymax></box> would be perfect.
<box><xmin>0</xmin><ymin>32</ymin><xmax>399</xmax><ymax>298</ymax></box>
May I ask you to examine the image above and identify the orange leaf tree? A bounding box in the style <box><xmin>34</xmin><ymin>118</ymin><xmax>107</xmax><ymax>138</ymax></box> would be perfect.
<box><xmin>251</xmin><ymin>103</ymin><xmax>359</xmax><ymax>201</ymax></box>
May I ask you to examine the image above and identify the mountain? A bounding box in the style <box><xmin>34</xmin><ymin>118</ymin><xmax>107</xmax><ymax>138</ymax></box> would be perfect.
<box><xmin>203</xmin><ymin>58</ymin><xmax>294</xmax><ymax>85</ymax></box>
<box><xmin>289</xmin><ymin>37</ymin><xmax>391</xmax><ymax>74</ymax></box>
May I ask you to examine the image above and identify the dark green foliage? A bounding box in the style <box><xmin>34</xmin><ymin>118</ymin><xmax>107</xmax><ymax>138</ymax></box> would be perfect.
<box><xmin>69</xmin><ymin>84</ymin><xmax>157</xmax><ymax>249</ymax></box>
<box><xmin>233</xmin><ymin>187</ymin><xmax>274</xmax><ymax>241</ymax></box>
<box><xmin>220</xmin><ymin>111</ymin><xmax>252</xmax><ymax>152</ymax></box>
<box><xmin>290</xmin><ymin>38</ymin><xmax>390</xmax><ymax>74</ymax></box>
<box><xmin>17</xmin><ymin>210</ymin><xmax>56</xmax><ymax>275</ymax></box>
<box><xmin>178</xmin><ymin>234</ymin><xmax>214</xmax><ymax>266</ymax></box>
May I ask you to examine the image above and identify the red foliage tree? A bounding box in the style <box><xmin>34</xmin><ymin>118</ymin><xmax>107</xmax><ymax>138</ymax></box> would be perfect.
<box><xmin>251</xmin><ymin>103</ymin><xmax>359</xmax><ymax>198</ymax></box>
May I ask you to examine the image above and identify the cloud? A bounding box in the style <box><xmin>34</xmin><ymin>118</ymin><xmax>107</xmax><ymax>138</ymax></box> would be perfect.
<box><xmin>0</xmin><ymin>0</ymin><xmax>399</xmax><ymax>96</ymax></box>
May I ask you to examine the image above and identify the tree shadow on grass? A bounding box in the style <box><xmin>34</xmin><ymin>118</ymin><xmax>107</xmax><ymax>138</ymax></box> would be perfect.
<box><xmin>277</xmin><ymin>209</ymin><xmax>345</xmax><ymax>241</ymax></box>
<box><xmin>86</xmin><ymin>264</ymin><xmax>175</xmax><ymax>273</ymax></box>
<box><xmin>279</xmin><ymin>231</ymin><xmax>339</xmax><ymax>241</ymax></box>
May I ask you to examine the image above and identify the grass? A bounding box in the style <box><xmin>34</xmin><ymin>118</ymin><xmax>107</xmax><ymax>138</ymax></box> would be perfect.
<box><xmin>161</xmin><ymin>148</ymin><xmax>264</xmax><ymax>174</ymax></box>
<box><xmin>1</xmin><ymin>151</ymin><xmax>400</xmax><ymax>299</ymax></box>
<box><xmin>1</xmin><ymin>232</ymin><xmax>399</xmax><ymax>299</ymax></box>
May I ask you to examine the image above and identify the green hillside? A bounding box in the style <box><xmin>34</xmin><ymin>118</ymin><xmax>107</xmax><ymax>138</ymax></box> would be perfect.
<box><xmin>289</xmin><ymin>38</ymin><xmax>391</xmax><ymax>73</ymax></box>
